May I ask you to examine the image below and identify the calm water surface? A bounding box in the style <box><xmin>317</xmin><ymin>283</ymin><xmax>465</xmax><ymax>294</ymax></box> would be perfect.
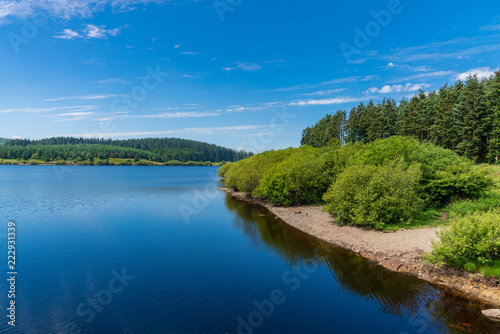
<box><xmin>0</xmin><ymin>166</ymin><xmax>499</xmax><ymax>334</ymax></box>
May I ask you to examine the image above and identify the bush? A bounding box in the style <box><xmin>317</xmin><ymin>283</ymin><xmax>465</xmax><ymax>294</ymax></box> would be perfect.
<box><xmin>424</xmin><ymin>163</ymin><xmax>493</xmax><ymax>205</ymax></box>
<box><xmin>254</xmin><ymin>146</ymin><xmax>331</xmax><ymax>205</ymax></box>
<box><xmin>221</xmin><ymin>148</ymin><xmax>294</xmax><ymax>193</ymax></box>
<box><xmin>426</xmin><ymin>212</ymin><xmax>500</xmax><ymax>266</ymax></box>
<box><xmin>322</xmin><ymin>159</ymin><xmax>423</xmax><ymax>229</ymax></box>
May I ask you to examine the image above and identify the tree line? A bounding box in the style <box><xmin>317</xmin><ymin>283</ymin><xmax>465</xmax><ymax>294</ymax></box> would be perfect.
<box><xmin>1</xmin><ymin>137</ymin><xmax>252</xmax><ymax>163</ymax></box>
<box><xmin>301</xmin><ymin>70</ymin><xmax>500</xmax><ymax>162</ymax></box>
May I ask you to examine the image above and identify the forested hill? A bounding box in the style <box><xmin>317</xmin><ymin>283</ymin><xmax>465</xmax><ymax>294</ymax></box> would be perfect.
<box><xmin>0</xmin><ymin>138</ymin><xmax>8</xmax><ymax>145</ymax></box>
<box><xmin>1</xmin><ymin>137</ymin><xmax>252</xmax><ymax>163</ymax></box>
<box><xmin>301</xmin><ymin>70</ymin><xmax>500</xmax><ymax>163</ymax></box>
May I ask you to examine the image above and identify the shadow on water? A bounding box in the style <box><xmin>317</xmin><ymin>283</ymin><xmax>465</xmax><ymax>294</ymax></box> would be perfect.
<box><xmin>224</xmin><ymin>193</ymin><xmax>500</xmax><ymax>334</ymax></box>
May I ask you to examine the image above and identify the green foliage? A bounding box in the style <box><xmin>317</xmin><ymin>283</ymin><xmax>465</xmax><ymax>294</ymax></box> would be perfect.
<box><xmin>445</xmin><ymin>188</ymin><xmax>500</xmax><ymax>217</ymax></box>
<box><xmin>426</xmin><ymin>212</ymin><xmax>500</xmax><ymax>266</ymax></box>
<box><xmin>463</xmin><ymin>262</ymin><xmax>477</xmax><ymax>272</ymax></box>
<box><xmin>300</xmin><ymin>71</ymin><xmax>500</xmax><ymax>163</ymax></box>
<box><xmin>480</xmin><ymin>260</ymin><xmax>500</xmax><ymax>277</ymax></box>
<box><xmin>2</xmin><ymin>137</ymin><xmax>251</xmax><ymax>163</ymax></box>
<box><xmin>220</xmin><ymin>148</ymin><xmax>293</xmax><ymax>194</ymax></box>
<box><xmin>425</xmin><ymin>163</ymin><xmax>493</xmax><ymax>205</ymax></box>
<box><xmin>254</xmin><ymin>146</ymin><xmax>331</xmax><ymax>205</ymax></box>
<box><xmin>322</xmin><ymin>159</ymin><xmax>423</xmax><ymax>229</ymax></box>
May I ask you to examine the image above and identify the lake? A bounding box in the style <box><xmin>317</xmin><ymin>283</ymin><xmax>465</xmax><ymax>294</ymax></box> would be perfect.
<box><xmin>0</xmin><ymin>166</ymin><xmax>498</xmax><ymax>334</ymax></box>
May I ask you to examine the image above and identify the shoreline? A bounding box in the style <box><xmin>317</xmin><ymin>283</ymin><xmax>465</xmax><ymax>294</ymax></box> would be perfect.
<box><xmin>220</xmin><ymin>187</ymin><xmax>500</xmax><ymax>308</ymax></box>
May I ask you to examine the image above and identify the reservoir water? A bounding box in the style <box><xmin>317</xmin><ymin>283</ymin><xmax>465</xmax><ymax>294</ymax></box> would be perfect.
<box><xmin>0</xmin><ymin>166</ymin><xmax>498</xmax><ymax>334</ymax></box>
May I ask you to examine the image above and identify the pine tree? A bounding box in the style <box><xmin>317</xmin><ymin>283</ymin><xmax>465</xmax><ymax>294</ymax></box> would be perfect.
<box><xmin>453</xmin><ymin>75</ymin><xmax>489</xmax><ymax>160</ymax></box>
<box><xmin>486</xmin><ymin>70</ymin><xmax>500</xmax><ymax>162</ymax></box>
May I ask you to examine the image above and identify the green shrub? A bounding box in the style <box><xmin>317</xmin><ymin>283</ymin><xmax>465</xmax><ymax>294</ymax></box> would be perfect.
<box><xmin>221</xmin><ymin>148</ymin><xmax>294</xmax><ymax>193</ymax></box>
<box><xmin>254</xmin><ymin>146</ymin><xmax>331</xmax><ymax>205</ymax></box>
<box><xmin>424</xmin><ymin>163</ymin><xmax>493</xmax><ymax>205</ymax></box>
<box><xmin>464</xmin><ymin>262</ymin><xmax>477</xmax><ymax>272</ymax></box>
<box><xmin>322</xmin><ymin>159</ymin><xmax>423</xmax><ymax>229</ymax></box>
<box><xmin>426</xmin><ymin>212</ymin><xmax>500</xmax><ymax>266</ymax></box>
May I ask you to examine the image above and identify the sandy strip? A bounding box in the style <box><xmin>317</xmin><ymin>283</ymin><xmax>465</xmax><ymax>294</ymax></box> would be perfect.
<box><xmin>220</xmin><ymin>187</ymin><xmax>500</xmax><ymax>307</ymax></box>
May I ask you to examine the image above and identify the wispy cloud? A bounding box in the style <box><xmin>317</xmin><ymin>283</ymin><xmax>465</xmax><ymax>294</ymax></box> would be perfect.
<box><xmin>0</xmin><ymin>105</ymin><xmax>99</xmax><ymax>113</ymax></box>
<box><xmin>225</xmin><ymin>102</ymin><xmax>283</xmax><ymax>112</ymax></box>
<box><xmin>0</xmin><ymin>0</ymin><xmax>165</xmax><ymax>24</ymax></box>
<box><xmin>43</xmin><ymin>94</ymin><xmax>123</xmax><ymax>102</ymax></box>
<box><xmin>382</xmin><ymin>62</ymin><xmax>433</xmax><ymax>72</ymax></box>
<box><xmin>482</xmin><ymin>24</ymin><xmax>500</xmax><ymax>31</ymax></box>
<box><xmin>180</xmin><ymin>74</ymin><xmax>197</xmax><ymax>78</ymax></box>
<box><xmin>95</xmin><ymin>78</ymin><xmax>129</xmax><ymax>85</ymax></box>
<box><xmin>387</xmin><ymin>70</ymin><xmax>456</xmax><ymax>83</ymax></box>
<box><xmin>223</xmin><ymin>62</ymin><xmax>262</xmax><ymax>72</ymax></box>
<box><xmin>266</xmin><ymin>75</ymin><xmax>376</xmax><ymax>92</ymax></box>
<box><xmin>457</xmin><ymin>67</ymin><xmax>497</xmax><ymax>81</ymax></box>
<box><xmin>55</xmin><ymin>24</ymin><xmax>127</xmax><ymax>40</ymax></box>
<box><xmin>70</xmin><ymin>125</ymin><xmax>278</xmax><ymax>138</ymax></box>
<box><xmin>181</xmin><ymin>51</ymin><xmax>200</xmax><ymax>55</ymax></box>
<box><xmin>368</xmin><ymin>37</ymin><xmax>500</xmax><ymax>63</ymax></box>
<box><xmin>289</xmin><ymin>96</ymin><xmax>366</xmax><ymax>106</ymax></box>
<box><xmin>93</xmin><ymin>111</ymin><xmax>221</xmax><ymax>122</ymax></box>
<box><xmin>54</xmin><ymin>29</ymin><xmax>80</xmax><ymax>40</ymax></box>
<box><xmin>365</xmin><ymin>83</ymin><xmax>431</xmax><ymax>94</ymax></box>
<box><xmin>299</xmin><ymin>88</ymin><xmax>346</xmax><ymax>96</ymax></box>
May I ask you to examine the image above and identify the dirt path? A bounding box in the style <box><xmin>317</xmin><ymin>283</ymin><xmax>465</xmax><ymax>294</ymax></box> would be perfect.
<box><xmin>220</xmin><ymin>188</ymin><xmax>500</xmax><ymax>307</ymax></box>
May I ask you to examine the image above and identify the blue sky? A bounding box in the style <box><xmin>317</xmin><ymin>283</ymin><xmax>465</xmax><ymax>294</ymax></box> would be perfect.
<box><xmin>0</xmin><ymin>0</ymin><xmax>499</xmax><ymax>152</ymax></box>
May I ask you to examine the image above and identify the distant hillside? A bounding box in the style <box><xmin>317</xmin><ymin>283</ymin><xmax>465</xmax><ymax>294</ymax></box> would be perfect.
<box><xmin>0</xmin><ymin>138</ymin><xmax>9</xmax><ymax>145</ymax></box>
<box><xmin>1</xmin><ymin>137</ymin><xmax>252</xmax><ymax>163</ymax></box>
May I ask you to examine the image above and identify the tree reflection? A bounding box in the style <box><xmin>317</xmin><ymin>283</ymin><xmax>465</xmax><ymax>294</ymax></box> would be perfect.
<box><xmin>224</xmin><ymin>194</ymin><xmax>500</xmax><ymax>333</ymax></box>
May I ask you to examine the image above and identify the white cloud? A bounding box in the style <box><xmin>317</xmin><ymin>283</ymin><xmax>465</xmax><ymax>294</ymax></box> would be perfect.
<box><xmin>266</xmin><ymin>75</ymin><xmax>376</xmax><ymax>92</ymax></box>
<box><xmin>54</xmin><ymin>24</ymin><xmax>126</xmax><ymax>40</ymax></box>
<box><xmin>12</xmin><ymin>135</ymin><xmax>24</xmax><ymax>139</ymax></box>
<box><xmin>387</xmin><ymin>70</ymin><xmax>456</xmax><ymax>83</ymax></box>
<box><xmin>181</xmin><ymin>51</ymin><xmax>200</xmax><ymax>55</ymax></box>
<box><xmin>95</xmin><ymin>78</ymin><xmax>129</xmax><ymax>85</ymax></box>
<box><xmin>457</xmin><ymin>67</ymin><xmax>496</xmax><ymax>81</ymax></box>
<box><xmin>70</xmin><ymin>125</ymin><xmax>277</xmax><ymax>138</ymax></box>
<box><xmin>93</xmin><ymin>111</ymin><xmax>221</xmax><ymax>122</ymax></box>
<box><xmin>55</xmin><ymin>112</ymin><xmax>97</xmax><ymax>117</ymax></box>
<box><xmin>180</xmin><ymin>74</ymin><xmax>197</xmax><ymax>78</ymax></box>
<box><xmin>174</xmin><ymin>44</ymin><xmax>181</xmax><ymax>49</ymax></box>
<box><xmin>0</xmin><ymin>105</ymin><xmax>99</xmax><ymax>113</ymax></box>
<box><xmin>300</xmin><ymin>88</ymin><xmax>346</xmax><ymax>96</ymax></box>
<box><xmin>43</xmin><ymin>94</ymin><xmax>123</xmax><ymax>102</ymax></box>
<box><xmin>382</xmin><ymin>63</ymin><xmax>432</xmax><ymax>72</ymax></box>
<box><xmin>223</xmin><ymin>62</ymin><xmax>262</xmax><ymax>72</ymax></box>
<box><xmin>370</xmin><ymin>37</ymin><xmax>500</xmax><ymax>63</ymax></box>
<box><xmin>289</xmin><ymin>96</ymin><xmax>365</xmax><ymax>106</ymax></box>
<box><xmin>482</xmin><ymin>24</ymin><xmax>500</xmax><ymax>31</ymax></box>
<box><xmin>54</xmin><ymin>29</ymin><xmax>80</xmax><ymax>39</ymax></box>
<box><xmin>0</xmin><ymin>0</ymin><xmax>165</xmax><ymax>24</ymax></box>
<box><xmin>225</xmin><ymin>102</ymin><xmax>283</xmax><ymax>112</ymax></box>
<box><xmin>365</xmin><ymin>83</ymin><xmax>431</xmax><ymax>94</ymax></box>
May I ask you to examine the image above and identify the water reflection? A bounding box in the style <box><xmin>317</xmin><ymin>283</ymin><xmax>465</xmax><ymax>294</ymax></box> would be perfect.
<box><xmin>224</xmin><ymin>194</ymin><xmax>500</xmax><ymax>334</ymax></box>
